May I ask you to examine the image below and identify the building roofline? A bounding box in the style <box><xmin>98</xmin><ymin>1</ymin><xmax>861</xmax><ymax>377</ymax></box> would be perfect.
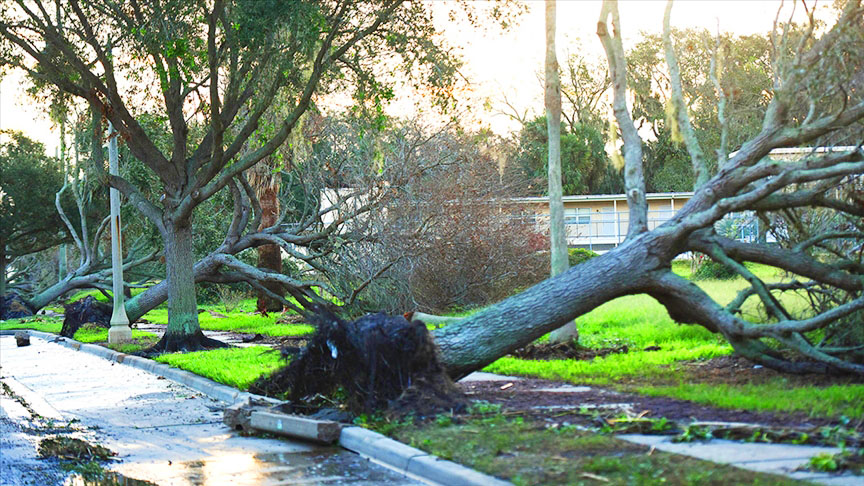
<box><xmin>513</xmin><ymin>191</ymin><xmax>694</xmax><ymax>204</ymax></box>
<box><xmin>729</xmin><ymin>146</ymin><xmax>861</xmax><ymax>157</ymax></box>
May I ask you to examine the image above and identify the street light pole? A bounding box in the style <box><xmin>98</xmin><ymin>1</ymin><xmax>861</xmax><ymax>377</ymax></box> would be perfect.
<box><xmin>108</xmin><ymin>121</ymin><xmax>131</xmax><ymax>343</ymax></box>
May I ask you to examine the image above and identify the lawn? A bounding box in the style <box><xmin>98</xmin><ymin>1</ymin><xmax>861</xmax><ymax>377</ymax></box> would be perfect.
<box><xmin>155</xmin><ymin>346</ymin><xmax>283</xmax><ymax>390</ymax></box>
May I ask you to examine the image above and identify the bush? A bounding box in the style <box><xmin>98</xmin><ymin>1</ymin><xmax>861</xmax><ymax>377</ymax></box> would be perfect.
<box><xmin>691</xmin><ymin>259</ymin><xmax>737</xmax><ymax>280</ymax></box>
<box><xmin>568</xmin><ymin>248</ymin><xmax>599</xmax><ymax>267</ymax></box>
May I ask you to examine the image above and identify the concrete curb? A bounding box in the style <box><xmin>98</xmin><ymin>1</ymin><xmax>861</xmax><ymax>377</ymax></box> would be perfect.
<box><xmin>339</xmin><ymin>427</ymin><xmax>513</xmax><ymax>486</ymax></box>
<box><xmin>1</xmin><ymin>330</ymin><xmax>513</xmax><ymax>486</ymax></box>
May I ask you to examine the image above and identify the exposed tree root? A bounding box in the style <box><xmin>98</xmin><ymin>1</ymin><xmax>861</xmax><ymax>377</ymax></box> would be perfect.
<box><xmin>137</xmin><ymin>330</ymin><xmax>229</xmax><ymax>356</ymax></box>
<box><xmin>0</xmin><ymin>292</ymin><xmax>34</xmax><ymax>320</ymax></box>
<box><xmin>250</xmin><ymin>308</ymin><xmax>466</xmax><ymax>417</ymax></box>
<box><xmin>60</xmin><ymin>296</ymin><xmax>112</xmax><ymax>338</ymax></box>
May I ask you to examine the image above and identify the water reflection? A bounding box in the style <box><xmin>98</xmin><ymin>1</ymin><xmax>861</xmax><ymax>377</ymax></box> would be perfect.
<box><xmin>110</xmin><ymin>449</ymin><xmax>415</xmax><ymax>485</ymax></box>
<box><xmin>65</xmin><ymin>471</ymin><xmax>158</xmax><ymax>486</ymax></box>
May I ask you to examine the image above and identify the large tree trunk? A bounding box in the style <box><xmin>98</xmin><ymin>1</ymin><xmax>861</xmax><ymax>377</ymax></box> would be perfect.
<box><xmin>433</xmin><ymin>233</ymin><xmax>667</xmax><ymax>379</ymax></box>
<box><xmin>0</xmin><ymin>238</ymin><xmax>7</xmax><ymax>299</ymax></box>
<box><xmin>255</xmin><ymin>184</ymin><xmax>283</xmax><ymax>313</ymax></box>
<box><xmin>27</xmin><ymin>274</ymin><xmax>101</xmax><ymax>310</ymax></box>
<box><xmin>147</xmin><ymin>220</ymin><xmax>223</xmax><ymax>352</ymax></box>
<box><xmin>544</xmin><ymin>0</ymin><xmax>578</xmax><ymax>344</ymax></box>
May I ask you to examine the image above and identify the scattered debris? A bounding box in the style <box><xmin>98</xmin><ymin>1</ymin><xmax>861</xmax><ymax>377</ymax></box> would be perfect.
<box><xmin>38</xmin><ymin>437</ymin><xmax>115</xmax><ymax>461</ymax></box>
<box><xmin>15</xmin><ymin>330</ymin><xmax>30</xmax><ymax>347</ymax></box>
<box><xmin>241</xmin><ymin>333</ymin><xmax>264</xmax><ymax>343</ymax></box>
<box><xmin>511</xmin><ymin>341</ymin><xmax>630</xmax><ymax>361</ymax></box>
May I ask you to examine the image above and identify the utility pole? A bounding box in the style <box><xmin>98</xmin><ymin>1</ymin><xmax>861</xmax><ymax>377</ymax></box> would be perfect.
<box><xmin>107</xmin><ymin>120</ymin><xmax>131</xmax><ymax>343</ymax></box>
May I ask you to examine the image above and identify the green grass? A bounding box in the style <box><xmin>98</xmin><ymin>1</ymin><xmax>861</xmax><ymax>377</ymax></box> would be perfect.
<box><xmin>141</xmin><ymin>307</ymin><xmax>314</xmax><ymax>337</ymax></box>
<box><xmin>637</xmin><ymin>382</ymin><xmax>864</xmax><ymax>419</ymax></box>
<box><xmin>72</xmin><ymin>328</ymin><xmax>156</xmax><ymax>344</ymax></box>
<box><xmin>66</xmin><ymin>287</ymin><xmax>150</xmax><ymax>304</ymax></box>
<box><xmin>487</xmin><ymin>343</ymin><xmax>733</xmax><ymax>385</ymax></box>
<box><xmin>154</xmin><ymin>346</ymin><xmax>283</xmax><ymax>390</ymax></box>
<box><xmin>384</xmin><ymin>414</ymin><xmax>814</xmax><ymax>486</ymax></box>
<box><xmin>0</xmin><ymin>317</ymin><xmax>63</xmax><ymax>333</ymax></box>
<box><xmin>0</xmin><ymin>317</ymin><xmax>158</xmax><ymax>351</ymax></box>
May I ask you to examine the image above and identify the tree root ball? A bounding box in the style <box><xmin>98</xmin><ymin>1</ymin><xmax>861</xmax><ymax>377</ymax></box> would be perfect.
<box><xmin>250</xmin><ymin>308</ymin><xmax>467</xmax><ymax>417</ymax></box>
<box><xmin>0</xmin><ymin>292</ymin><xmax>34</xmax><ymax>320</ymax></box>
<box><xmin>60</xmin><ymin>296</ymin><xmax>113</xmax><ymax>338</ymax></box>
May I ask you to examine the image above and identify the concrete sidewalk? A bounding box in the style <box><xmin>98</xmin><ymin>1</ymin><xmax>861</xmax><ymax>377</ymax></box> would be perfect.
<box><xmin>0</xmin><ymin>335</ymin><xmax>421</xmax><ymax>486</ymax></box>
<box><xmin>619</xmin><ymin>435</ymin><xmax>859</xmax><ymax>486</ymax></box>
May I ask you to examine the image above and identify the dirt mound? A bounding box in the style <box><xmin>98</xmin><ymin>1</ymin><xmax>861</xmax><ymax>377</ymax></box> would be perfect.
<box><xmin>511</xmin><ymin>341</ymin><xmax>634</xmax><ymax>360</ymax></box>
<box><xmin>250</xmin><ymin>308</ymin><xmax>466</xmax><ymax>417</ymax></box>
<box><xmin>61</xmin><ymin>296</ymin><xmax>113</xmax><ymax>337</ymax></box>
<box><xmin>0</xmin><ymin>292</ymin><xmax>34</xmax><ymax>320</ymax></box>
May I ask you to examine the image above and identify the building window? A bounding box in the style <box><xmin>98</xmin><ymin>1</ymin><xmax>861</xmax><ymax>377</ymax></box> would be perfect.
<box><xmin>565</xmin><ymin>208</ymin><xmax>591</xmax><ymax>225</ymax></box>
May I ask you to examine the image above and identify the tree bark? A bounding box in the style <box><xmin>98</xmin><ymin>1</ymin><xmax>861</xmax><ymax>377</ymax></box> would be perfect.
<box><xmin>155</xmin><ymin>219</ymin><xmax>209</xmax><ymax>351</ymax></box>
<box><xmin>545</xmin><ymin>0</ymin><xmax>578</xmax><ymax>343</ymax></box>
<box><xmin>255</xmin><ymin>184</ymin><xmax>283</xmax><ymax>313</ymax></box>
<box><xmin>0</xmin><ymin>238</ymin><xmax>7</xmax><ymax>299</ymax></box>
<box><xmin>433</xmin><ymin>233</ymin><xmax>668</xmax><ymax>379</ymax></box>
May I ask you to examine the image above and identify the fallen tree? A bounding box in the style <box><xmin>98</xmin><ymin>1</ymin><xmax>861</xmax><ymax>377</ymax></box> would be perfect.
<box><xmin>214</xmin><ymin>1</ymin><xmax>864</xmax><ymax>387</ymax></box>
<box><xmin>429</xmin><ymin>0</ymin><xmax>864</xmax><ymax>378</ymax></box>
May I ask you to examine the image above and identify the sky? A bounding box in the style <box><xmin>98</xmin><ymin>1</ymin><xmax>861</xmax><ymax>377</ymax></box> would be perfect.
<box><xmin>0</xmin><ymin>0</ymin><xmax>829</xmax><ymax>155</ymax></box>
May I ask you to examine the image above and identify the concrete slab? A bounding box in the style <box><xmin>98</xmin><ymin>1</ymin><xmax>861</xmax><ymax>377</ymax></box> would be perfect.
<box><xmin>618</xmin><ymin>434</ymin><xmax>854</xmax><ymax>486</ymax></box>
<box><xmin>458</xmin><ymin>372</ymin><xmax>523</xmax><ymax>382</ymax></box>
<box><xmin>534</xmin><ymin>385</ymin><xmax>592</xmax><ymax>393</ymax></box>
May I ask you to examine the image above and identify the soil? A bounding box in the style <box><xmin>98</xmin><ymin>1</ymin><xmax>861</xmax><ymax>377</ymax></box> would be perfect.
<box><xmin>511</xmin><ymin>341</ymin><xmax>635</xmax><ymax>360</ymax></box>
<box><xmin>460</xmin><ymin>368</ymin><xmax>864</xmax><ymax>435</ymax></box>
<box><xmin>676</xmin><ymin>354</ymin><xmax>864</xmax><ymax>387</ymax></box>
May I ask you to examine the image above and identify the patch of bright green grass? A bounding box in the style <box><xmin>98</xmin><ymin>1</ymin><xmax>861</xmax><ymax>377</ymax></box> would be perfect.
<box><xmin>0</xmin><ymin>317</ymin><xmax>63</xmax><ymax>333</ymax></box>
<box><xmin>154</xmin><ymin>346</ymin><xmax>283</xmax><ymax>390</ymax></box>
<box><xmin>637</xmin><ymin>383</ymin><xmax>864</xmax><ymax>419</ymax></box>
<box><xmin>66</xmin><ymin>287</ymin><xmax>149</xmax><ymax>304</ymax></box>
<box><xmin>486</xmin><ymin>343</ymin><xmax>733</xmax><ymax>385</ymax></box>
<box><xmin>384</xmin><ymin>415</ymin><xmax>812</xmax><ymax>486</ymax></box>
<box><xmin>142</xmin><ymin>308</ymin><xmax>314</xmax><ymax>337</ymax></box>
<box><xmin>72</xmin><ymin>328</ymin><xmax>156</xmax><ymax>344</ymax></box>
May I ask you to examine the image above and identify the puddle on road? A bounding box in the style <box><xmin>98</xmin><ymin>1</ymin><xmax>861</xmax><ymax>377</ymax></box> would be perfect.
<box><xmin>65</xmin><ymin>472</ymin><xmax>158</xmax><ymax>485</ymax></box>
<box><xmin>111</xmin><ymin>449</ymin><xmax>414</xmax><ymax>485</ymax></box>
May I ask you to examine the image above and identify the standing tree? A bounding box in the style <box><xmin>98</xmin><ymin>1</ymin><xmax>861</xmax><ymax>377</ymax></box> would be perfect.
<box><xmin>0</xmin><ymin>0</ymin><xmax>463</xmax><ymax>350</ymax></box>
<box><xmin>544</xmin><ymin>0</ymin><xmax>577</xmax><ymax>343</ymax></box>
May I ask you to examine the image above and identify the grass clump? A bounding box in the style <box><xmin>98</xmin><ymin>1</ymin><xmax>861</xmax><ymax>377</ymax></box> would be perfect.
<box><xmin>154</xmin><ymin>346</ymin><xmax>283</xmax><ymax>390</ymax></box>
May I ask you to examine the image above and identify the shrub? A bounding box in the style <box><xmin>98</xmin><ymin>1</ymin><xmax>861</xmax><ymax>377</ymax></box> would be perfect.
<box><xmin>691</xmin><ymin>258</ymin><xmax>737</xmax><ymax>280</ymax></box>
<box><xmin>568</xmin><ymin>248</ymin><xmax>599</xmax><ymax>267</ymax></box>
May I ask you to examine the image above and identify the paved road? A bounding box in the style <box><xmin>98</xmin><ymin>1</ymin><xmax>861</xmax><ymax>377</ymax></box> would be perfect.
<box><xmin>0</xmin><ymin>336</ymin><xmax>421</xmax><ymax>486</ymax></box>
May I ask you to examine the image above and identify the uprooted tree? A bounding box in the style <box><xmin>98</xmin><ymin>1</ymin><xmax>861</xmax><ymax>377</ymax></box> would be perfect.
<box><xmin>252</xmin><ymin>0</ymin><xmax>864</xmax><ymax>413</ymax></box>
<box><xmin>3</xmin><ymin>0</ymin><xmax>863</xmax><ymax>403</ymax></box>
<box><xmin>428</xmin><ymin>0</ymin><xmax>864</xmax><ymax>379</ymax></box>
